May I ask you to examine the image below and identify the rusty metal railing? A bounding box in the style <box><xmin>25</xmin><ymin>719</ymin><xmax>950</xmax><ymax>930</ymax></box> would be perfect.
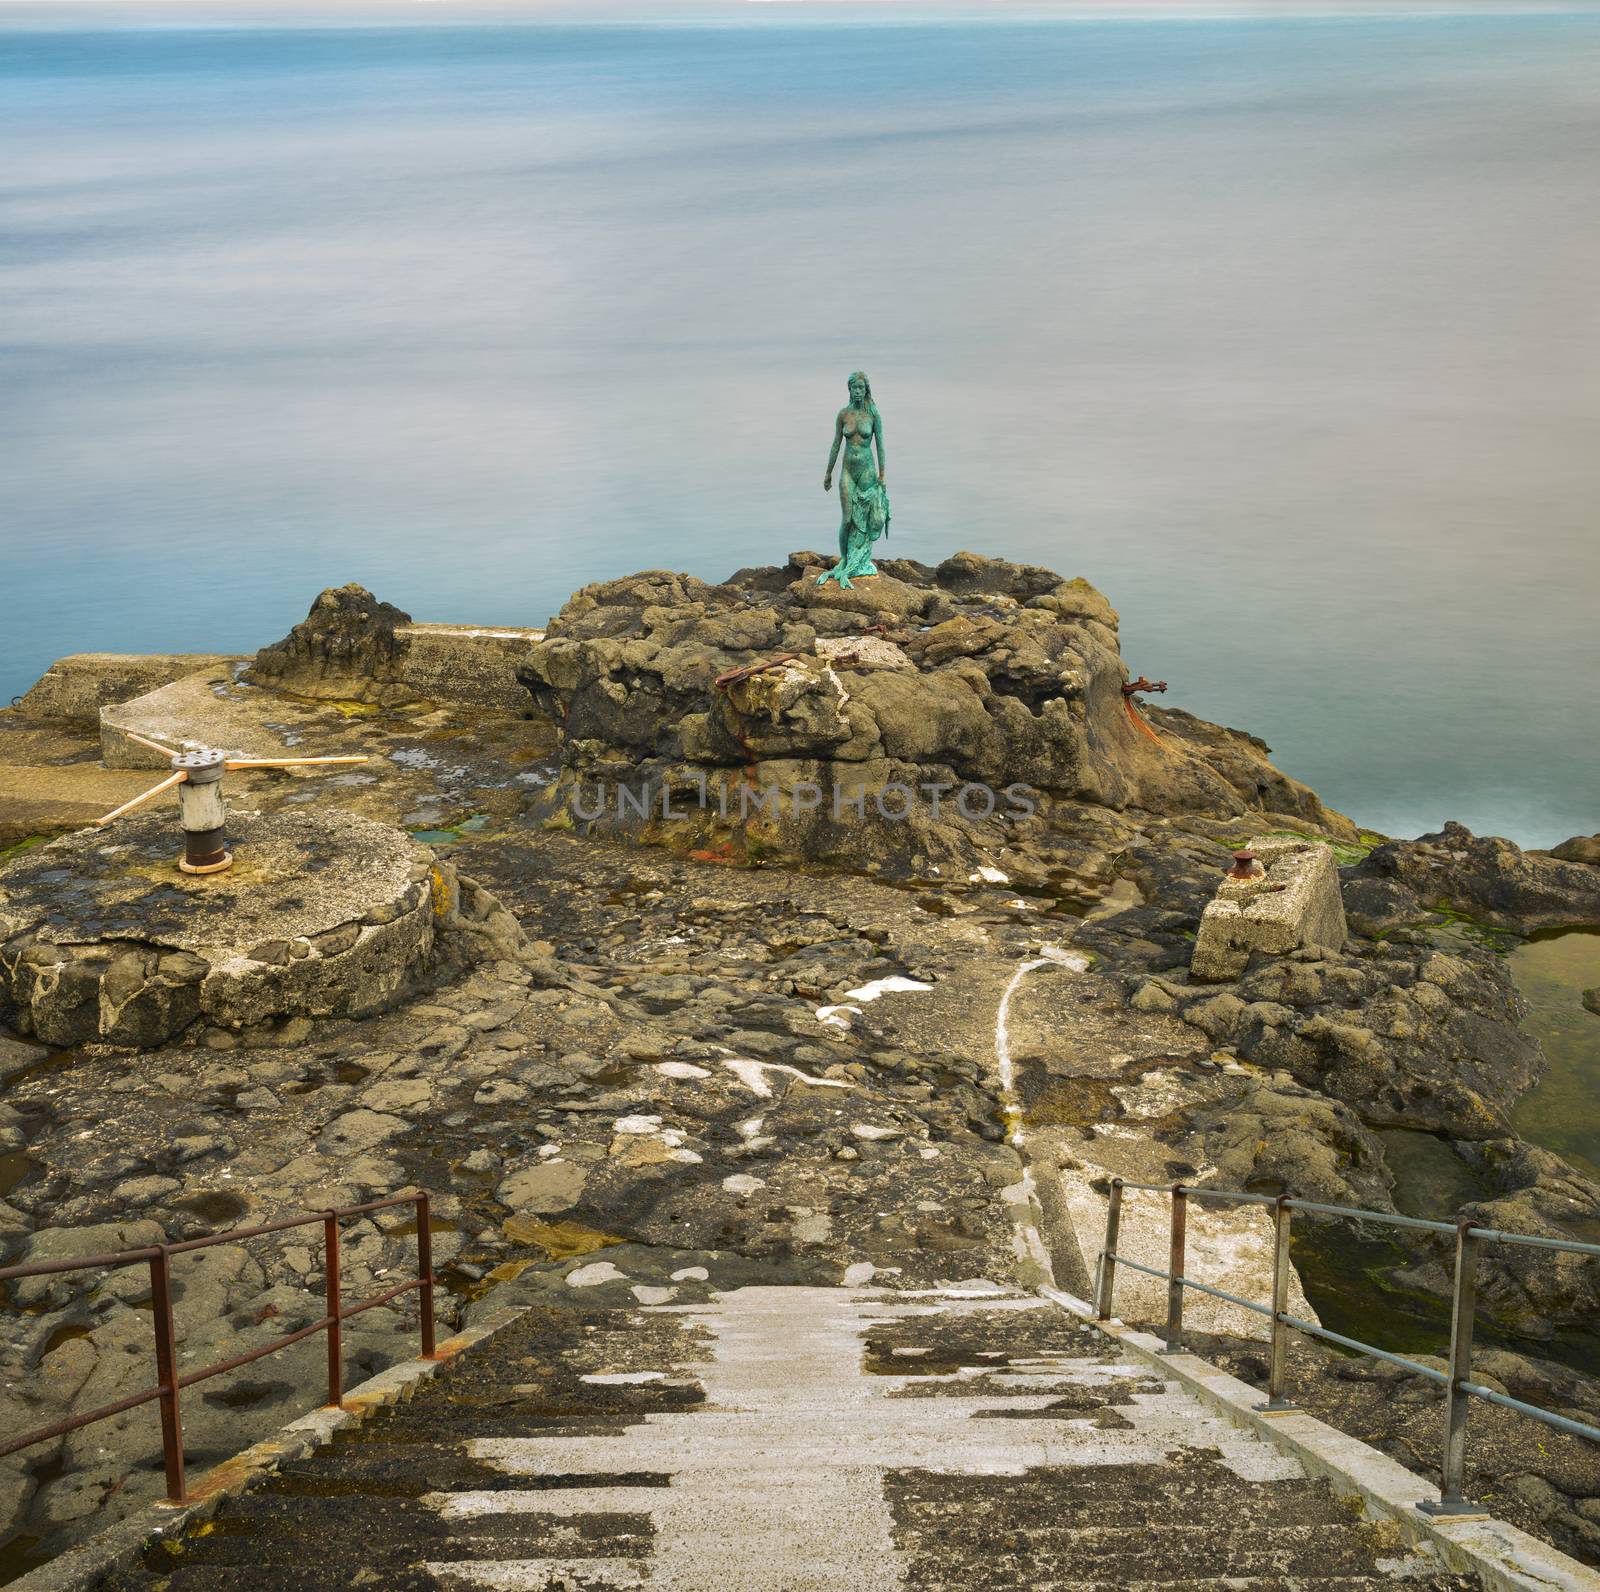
<box><xmin>0</xmin><ymin>1189</ymin><xmax>439</xmax><ymax>1504</ymax></box>
<box><xmin>1094</xmin><ymin>1178</ymin><xmax>1600</xmax><ymax>1517</ymax></box>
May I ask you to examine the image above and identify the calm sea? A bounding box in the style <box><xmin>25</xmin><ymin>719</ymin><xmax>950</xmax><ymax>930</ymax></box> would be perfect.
<box><xmin>2</xmin><ymin>7</ymin><xmax>1597</xmax><ymax>845</ymax></box>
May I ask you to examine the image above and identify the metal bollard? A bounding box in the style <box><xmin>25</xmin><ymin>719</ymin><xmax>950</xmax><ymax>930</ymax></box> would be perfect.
<box><xmin>173</xmin><ymin>750</ymin><xmax>232</xmax><ymax>874</ymax></box>
<box><xmin>1260</xmin><ymin>1195</ymin><xmax>1298</xmax><ymax>1413</ymax></box>
<box><xmin>1162</xmin><ymin>1183</ymin><xmax>1187</xmax><ymax>1353</ymax></box>
<box><xmin>1420</xmin><ymin>1218</ymin><xmax>1482</xmax><ymax>1516</ymax></box>
<box><xmin>1095</xmin><ymin>1178</ymin><xmax>1123</xmax><ymax>1320</ymax></box>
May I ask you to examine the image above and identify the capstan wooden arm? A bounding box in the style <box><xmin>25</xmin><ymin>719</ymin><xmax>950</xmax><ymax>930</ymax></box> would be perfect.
<box><xmin>94</xmin><ymin>769</ymin><xmax>189</xmax><ymax>827</ymax></box>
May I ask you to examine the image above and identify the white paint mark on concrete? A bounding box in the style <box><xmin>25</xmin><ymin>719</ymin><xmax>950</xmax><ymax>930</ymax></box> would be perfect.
<box><xmin>612</xmin><ymin>1114</ymin><xmax>661</xmax><ymax>1135</ymax></box>
<box><xmin>992</xmin><ymin>946</ymin><xmax>1094</xmax><ymax>1283</ymax></box>
<box><xmin>655</xmin><ymin>1061</ymin><xmax>711</xmax><ymax>1080</ymax></box>
<box><xmin>841</xmin><ymin>975</ymin><xmax>934</xmax><ymax>1003</ymax></box>
<box><xmin>722</xmin><ymin>1058</ymin><xmax>852</xmax><ymax>1098</ymax></box>
<box><xmin>565</xmin><ymin>1261</ymin><xmax>625</xmax><ymax>1289</ymax></box>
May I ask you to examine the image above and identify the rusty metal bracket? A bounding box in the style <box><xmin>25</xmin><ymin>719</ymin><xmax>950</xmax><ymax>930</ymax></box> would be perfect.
<box><xmin>713</xmin><ymin>651</ymin><xmax>806</xmax><ymax>691</ymax></box>
<box><xmin>1122</xmin><ymin>676</ymin><xmax>1168</xmax><ymax>697</ymax></box>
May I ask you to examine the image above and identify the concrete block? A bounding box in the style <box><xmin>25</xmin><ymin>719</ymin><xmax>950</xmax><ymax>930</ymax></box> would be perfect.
<box><xmin>15</xmin><ymin>654</ymin><xmax>238</xmax><ymax>727</ymax></box>
<box><xmin>1191</xmin><ymin>836</ymin><xmax>1348</xmax><ymax>982</ymax></box>
<box><xmin>392</xmin><ymin>623</ymin><xmax>544</xmax><ymax>713</ymax></box>
<box><xmin>100</xmin><ymin>667</ymin><xmax>294</xmax><ymax>769</ymax></box>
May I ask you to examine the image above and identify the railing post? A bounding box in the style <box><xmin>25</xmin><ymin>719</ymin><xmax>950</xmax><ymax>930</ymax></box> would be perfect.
<box><xmin>1163</xmin><ymin>1183</ymin><xmax>1187</xmax><ymax>1354</ymax></box>
<box><xmin>324</xmin><ymin>1210</ymin><xmax>343</xmax><ymax>1408</ymax></box>
<box><xmin>1095</xmin><ymin>1179</ymin><xmax>1123</xmax><ymax>1320</ymax></box>
<box><xmin>1421</xmin><ymin>1218</ymin><xmax>1482</xmax><ymax>1516</ymax></box>
<box><xmin>149</xmin><ymin>1246</ymin><xmax>186</xmax><ymax>1505</ymax></box>
<box><xmin>417</xmin><ymin>1189</ymin><xmax>438</xmax><ymax>1359</ymax></box>
<box><xmin>1260</xmin><ymin>1195</ymin><xmax>1298</xmax><ymax>1413</ymax></box>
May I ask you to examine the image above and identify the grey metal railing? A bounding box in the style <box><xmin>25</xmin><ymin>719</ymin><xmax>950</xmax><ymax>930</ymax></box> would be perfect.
<box><xmin>1093</xmin><ymin>1178</ymin><xmax>1600</xmax><ymax>1516</ymax></box>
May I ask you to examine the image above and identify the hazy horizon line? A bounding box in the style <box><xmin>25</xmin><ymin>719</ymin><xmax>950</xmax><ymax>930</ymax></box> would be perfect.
<box><xmin>4</xmin><ymin>0</ymin><xmax>1598</xmax><ymax>12</ymax></box>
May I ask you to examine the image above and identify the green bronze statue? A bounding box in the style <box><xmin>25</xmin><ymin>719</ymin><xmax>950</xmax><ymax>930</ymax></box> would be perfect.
<box><xmin>819</xmin><ymin>371</ymin><xmax>890</xmax><ymax>588</ymax></box>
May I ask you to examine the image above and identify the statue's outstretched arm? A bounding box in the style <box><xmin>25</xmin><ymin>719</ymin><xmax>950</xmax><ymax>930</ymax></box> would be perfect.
<box><xmin>824</xmin><ymin>411</ymin><xmax>844</xmax><ymax>489</ymax></box>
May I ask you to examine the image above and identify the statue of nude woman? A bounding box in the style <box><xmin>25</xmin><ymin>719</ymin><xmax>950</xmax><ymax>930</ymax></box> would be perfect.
<box><xmin>819</xmin><ymin>371</ymin><xmax>890</xmax><ymax>589</ymax></box>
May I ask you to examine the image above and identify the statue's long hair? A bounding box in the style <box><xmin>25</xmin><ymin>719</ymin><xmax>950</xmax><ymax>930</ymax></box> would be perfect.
<box><xmin>848</xmin><ymin>370</ymin><xmax>878</xmax><ymax>416</ymax></box>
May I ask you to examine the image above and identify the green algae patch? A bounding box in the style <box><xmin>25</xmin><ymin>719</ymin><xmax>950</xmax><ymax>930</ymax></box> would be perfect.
<box><xmin>1425</xmin><ymin>906</ymin><xmax>1522</xmax><ymax>955</ymax></box>
<box><xmin>1256</xmin><ymin>829</ymin><xmax>1378</xmax><ymax>868</ymax></box>
<box><xmin>503</xmin><ymin>1215</ymin><xmax>626</xmax><ymax>1260</ymax></box>
<box><xmin>0</xmin><ymin>834</ymin><xmax>49</xmax><ymax>863</ymax></box>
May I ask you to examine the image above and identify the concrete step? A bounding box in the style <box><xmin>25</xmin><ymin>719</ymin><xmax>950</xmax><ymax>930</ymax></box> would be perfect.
<box><xmin>81</xmin><ymin>1290</ymin><xmax>1485</xmax><ymax>1592</ymax></box>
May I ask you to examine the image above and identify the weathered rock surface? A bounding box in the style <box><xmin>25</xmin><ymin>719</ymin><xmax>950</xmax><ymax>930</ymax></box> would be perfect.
<box><xmin>1454</xmin><ymin>1138</ymin><xmax>1600</xmax><ymax>1336</ymax></box>
<box><xmin>1347</xmin><ymin>821</ymin><xmax>1600</xmax><ymax>934</ymax></box>
<box><xmin>514</xmin><ymin>554</ymin><xmax>1352</xmax><ymax>872</ymax></box>
<box><xmin>244</xmin><ymin>583</ymin><xmax>416</xmax><ymax>705</ymax></box>
<box><xmin>1551</xmin><ymin>834</ymin><xmax>1600</xmax><ymax>868</ymax></box>
<box><xmin>3</xmin><ymin>565</ymin><xmax>1598</xmax><ymax>1578</ymax></box>
<box><xmin>13</xmin><ymin>653</ymin><xmax>239</xmax><ymax>726</ymax></box>
<box><xmin>0</xmin><ymin>809</ymin><xmax>521</xmax><ymax>1046</ymax></box>
<box><xmin>243</xmin><ymin>585</ymin><xmax>544</xmax><ymax>712</ymax></box>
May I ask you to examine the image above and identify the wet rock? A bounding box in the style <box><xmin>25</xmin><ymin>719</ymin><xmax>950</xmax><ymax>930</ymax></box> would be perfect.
<box><xmin>362</xmin><ymin>1079</ymin><xmax>433</xmax><ymax>1114</ymax></box>
<box><xmin>513</xmin><ymin>557</ymin><xmax>1351</xmax><ymax>875</ymax></box>
<box><xmin>12</xmin><ymin>1221</ymin><xmax>166</xmax><ymax>1308</ymax></box>
<box><xmin>1341</xmin><ymin>874</ymin><xmax>1429</xmax><ymax>939</ymax></box>
<box><xmin>498</xmin><ymin>1159</ymin><xmax>589</xmax><ymax>1214</ymax></box>
<box><xmin>1455</xmin><ymin>1141</ymin><xmax>1600</xmax><ymax>1335</ymax></box>
<box><xmin>110</xmin><ymin>1175</ymin><xmax>181</xmax><ymax>1204</ymax></box>
<box><xmin>1190</xmin><ymin>1081</ymin><xmax>1392</xmax><ymax>1207</ymax></box>
<box><xmin>1550</xmin><ymin>834</ymin><xmax>1600</xmax><ymax>868</ymax></box>
<box><xmin>1350</xmin><ymin>821</ymin><xmax>1600</xmax><ymax>931</ymax></box>
<box><xmin>243</xmin><ymin>583</ymin><xmax>415</xmax><ymax>706</ymax></box>
<box><xmin>317</xmin><ymin>1109</ymin><xmax>411</xmax><ymax>1155</ymax></box>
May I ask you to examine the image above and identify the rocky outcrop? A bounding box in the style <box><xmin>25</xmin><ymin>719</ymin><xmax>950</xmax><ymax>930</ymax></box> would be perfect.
<box><xmin>243</xmin><ymin>587</ymin><xmax>544</xmax><ymax>712</ymax></box>
<box><xmin>1455</xmin><ymin>1139</ymin><xmax>1600</xmax><ymax>1337</ymax></box>
<box><xmin>1187</xmin><ymin>1077</ymin><xmax>1393</xmax><ymax>1209</ymax></box>
<box><xmin>514</xmin><ymin>554</ymin><xmax>1351</xmax><ymax>872</ymax></box>
<box><xmin>1550</xmin><ymin>833</ymin><xmax>1600</xmax><ymax>868</ymax></box>
<box><xmin>1125</xmin><ymin>945</ymin><xmax>1543</xmax><ymax>1139</ymax></box>
<box><xmin>245</xmin><ymin>584</ymin><xmax>416</xmax><ymax>705</ymax></box>
<box><xmin>1346</xmin><ymin>822</ymin><xmax>1600</xmax><ymax>934</ymax></box>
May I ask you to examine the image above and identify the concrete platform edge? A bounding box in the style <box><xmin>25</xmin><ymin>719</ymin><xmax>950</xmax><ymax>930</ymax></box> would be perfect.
<box><xmin>1042</xmin><ymin>1286</ymin><xmax>1600</xmax><ymax>1592</ymax></box>
<box><xmin>6</xmin><ymin>1304</ymin><xmax>532</xmax><ymax>1592</ymax></box>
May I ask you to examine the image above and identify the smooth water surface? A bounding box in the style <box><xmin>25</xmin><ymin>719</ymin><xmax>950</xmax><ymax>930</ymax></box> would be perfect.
<box><xmin>1510</xmin><ymin>928</ymin><xmax>1600</xmax><ymax>1178</ymax></box>
<box><xmin>2</xmin><ymin>8</ymin><xmax>1598</xmax><ymax>844</ymax></box>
